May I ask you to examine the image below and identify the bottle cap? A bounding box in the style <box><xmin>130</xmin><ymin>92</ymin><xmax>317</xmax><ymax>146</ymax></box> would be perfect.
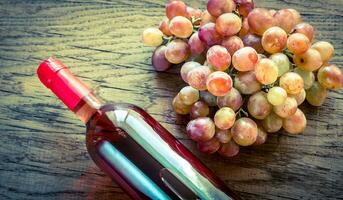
<box><xmin>37</xmin><ymin>57</ymin><xmax>92</xmax><ymax>112</ymax></box>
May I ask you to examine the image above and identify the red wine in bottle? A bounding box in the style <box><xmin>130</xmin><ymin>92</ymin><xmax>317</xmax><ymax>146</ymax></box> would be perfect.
<box><xmin>37</xmin><ymin>57</ymin><xmax>241</xmax><ymax>200</ymax></box>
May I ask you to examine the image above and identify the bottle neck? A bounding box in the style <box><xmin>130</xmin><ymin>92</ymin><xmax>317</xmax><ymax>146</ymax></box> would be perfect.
<box><xmin>74</xmin><ymin>92</ymin><xmax>104</xmax><ymax>124</ymax></box>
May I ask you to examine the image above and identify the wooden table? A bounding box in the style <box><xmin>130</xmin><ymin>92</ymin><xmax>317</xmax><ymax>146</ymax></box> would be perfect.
<box><xmin>0</xmin><ymin>0</ymin><xmax>342</xmax><ymax>199</ymax></box>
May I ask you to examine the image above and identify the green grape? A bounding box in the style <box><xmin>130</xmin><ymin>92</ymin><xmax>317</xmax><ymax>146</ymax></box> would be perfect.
<box><xmin>306</xmin><ymin>82</ymin><xmax>328</xmax><ymax>106</ymax></box>
<box><xmin>289</xmin><ymin>89</ymin><xmax>306</xmax><ymax>106</ymax></box>
<box><xmin>231</xmin><ymin>117</ymin><xmax>258</xmax><ymax>146</ymax></box>
<box><xmin>283</xmin><ymin>108</ymin><xmax>307</xmax><ymax>135</ymax></box>
<box><xmin>269</xmin><ymin>53</ymin><xmax>290</xmax><ymax>77</ymax></box>
<box><xmin>247</xmin><ymin>91</ymin><xmax>272</xmax><ymax>120</ymax></box>
<box><xmin>179</xmin><ymin>86</ymin><xmax>199</xmax><ymax>105</ymax></box>
<box><xmin>172</xmin><ymin>94</ymin><xmax>192</xmax><ymax>115</ymax></box>
<box><xmin>267</xmin><ymin>86</ymin><xmax>287</xmax><ymax>106</ymax></box>
<box><xmin>273</xmin><ymin>97</ymin><xmax>297</xmax><ymax>118</ymax></box>
<box><xmin>262</xmin><ymin>112</ymin><xmax>283</xmax><ymax>133</ymax></box>
<box><xmin>214</xmin><ymin>107</ymin><xmax>236</xmax><ymax>130</ymax></box>
<box><xmin>142</xmin><ymin>28</ymin><xmax>164</xmax><ymax>47</ymax></box>
<box><xmin>293</xmin><ymin>67</ymin><xmax>315</xmax><ymax>90</ymax></box>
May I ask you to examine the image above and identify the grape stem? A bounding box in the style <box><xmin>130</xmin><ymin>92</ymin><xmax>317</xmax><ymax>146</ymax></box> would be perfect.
<box><xmin>236</xmin><ymin>108</ymin><xmax>249</xmax><ymax>118</ymax></box>
<box><xmin>162</xmin><ymin>36</ymin><xmax>173</xmax><ymax>44</ymax></box>
<box><xmin>191</xmin><ymin>16</ymin><xmax>202</xmax><ymax>32</ymax></box>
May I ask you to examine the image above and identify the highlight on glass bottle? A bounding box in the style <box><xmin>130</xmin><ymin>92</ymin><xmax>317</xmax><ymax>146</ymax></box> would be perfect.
<box><xmin>37</xmin><ymin>57</ymin><xmax>241</xmax><ymax>200</ymax></box>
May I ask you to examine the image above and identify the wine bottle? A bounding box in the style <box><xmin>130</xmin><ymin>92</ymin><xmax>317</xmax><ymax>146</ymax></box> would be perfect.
<box><xmin>37</xmin><ymin>57</ymin><xmax>241</xmax><ymax>200</ymax></box>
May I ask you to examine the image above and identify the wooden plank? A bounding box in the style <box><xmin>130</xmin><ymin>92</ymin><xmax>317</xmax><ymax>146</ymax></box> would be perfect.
<box><xmin>0</xmin><ymin>0</ymin><xmax>342</xmax><ymax>199</ymax></box>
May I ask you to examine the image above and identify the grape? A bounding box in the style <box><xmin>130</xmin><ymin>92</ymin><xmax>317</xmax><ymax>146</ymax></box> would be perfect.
<box><xmin>247</xmin><ymin>8</ymin><xmax>276</xmax><ymax>36</ymax></box>
<box><xmin>317</xmin><ymin>64</ymin><xmax>343</xmax><ymax>90</ymax></box>
<box><xmin>242</xmin><ymin>33</ymin><xmax>264</xmax><ymax>53</ymax></box>
<box><xmin>186</xmin><ymin>6</ymin><xmax>202</xmax><ymax>20</ymax></box>
<box><xmin>207</xmin><ymin>0</ymin><xmax>236</xmax><ymax>17</ymax></box>
<box><xmin>293</xmin><ymin>67</ymin><xmax>315</xmax><ymax>90</ymax></box>
<box><xmin>218</xmin><ymin>140</ymin><xmax>240</xmax><ymax>157</ymax></box>
<box><xmin>232</xmin><ymin>47</ymin><xmax>259</xmax><ymax>71</ymax></box>
<box><xmin>206</xmin><ymin>71</ymin><xmax>233</xmax><ymax>96</ymax></box>
<box><xmin>312</xmin><ymin>41</ymin><xmax>334</xmax><ymax>63</ymax></box>
<box><xmin>234</xmin><ymin>71</ymin><xmax>262</xmax><ymax>94</ymax></box>
<box><xmin>179</xmin><ymin>86</ymin><xmax>200</xmax><ymax>105</ymax></box>
<box><xmin>190</xmin><ymin>54</ymin><xmax>207</xmax><ymax>65</ymax></box>
<box><xmin>253</xmin><ymin>127</ymin><xmax>267</xmax><ymax>145</ymax></box>
<box><xmin>217</xmin><ymin>87</ymin><xmax>243</xmax><ymax>111</ymax></box>
<box><xmin>172</xmin><ymin>94</ymin><xmax>192</xmax><ymax>115</ymax></box>
<box><xmin>198</xmin><ymin>22</ymin><xmax>223</xmax><ymax>46</ymax></box>
<box><xmin>287</xmin><ymin>33</ymin><xmax>310</xmax><ymax>55</ymax></box>
<box><xmin>221</xmin><ymin>36</ymin><xmax>244</xmax><ymax>56</ymax></box>
<box><xmin>231</xmin><ymin>117</ymin><xmax>258</xmax><ymax>146</ymax></box>
<box><xmin>287</xmin><ymin>9</ymin><xmax>302</xmax><ymax>26</ymax></box>
<box><xmin>197</xmin><ymin>138</ymin><xmax>221</xmax><ymax>154</ymax></box>
<box><xmin>159</xmin><ymin>18</ymin><xmax>173</xmax><ymax>36</ymax></box>
<box><xmin>142</xmin><ymin>28</ymin><xmax>164</xmax><ymax>47</ymax></box>
<box><xmin>262</xmin><ymin>112</ymin><xmax>283</xmax><ymax>133</ymax></box>
<box><xmin>269</xmin><ymin>9</ymin><xmax>277</xmax><ymax>16</ymax></box>
<box><xmin>279</xmin><ymin>72</ymin><xmax>304</xmax><ymax>94</ymax></box>
<box><xmin>186</xmin><ymin>117</ymin><xmax>216</xmax><ymax>142</ymax></box>
<box><xmin>169</xmin><ymin>16</ymin><xmax>194</xmax><ymax>38</ymax></box>
<box><xmin>261</xmin><ymin>26</ymin><xmax>287</xmax><ymax>53</ymax></box>
<box><xmin>200</xmin><ymin>91</ymin><xmax>218</xmax><ymax>106</ymax></box>
<box><xmin>215</xmin><ymin>129</ymin><xmax>232</xmax><ymax>143</ymax></box>
<box><xmin>269</xmin><ymin>53</ymin><xmax>290</xmax><ymax>77</ymax></box>
<box><xmin>180</xmin><ymin>61</ymin><xmax>201</xmax><ymax>83</ymax></box>
<box><xmin>247</xmin><ymin>91</ymin><xmax>272</xmax><ymax>120</ymax></box>
<box><xmin>206</xmin><ymin>45</ymin><xmax>231</xmax><ymax>71</ymax></box>
<box><xmin>152</xmin><ymin>45</ymin><xmax>172</xmax><ymax>72</ymax></box>
<box><xmin>293</xmin><ymin>22</ymin><xmax>315</xmax><ymax>42</ymax></box>
<box><xmin>187</xmin><ymin>65</ymin><xmax>212</xmax><ymax>90</ymax></box>
<box><xmin>255</xmin><ymin>58</ymin><xmax>279</xmax><ymax>85</ymax></box>
<box><xmin>190</xmin><ymin>101</ymin><xmax>210</xmax><ymax>119</ymax></box>
<box><xmin>273</xmin><ymin>97</ymin><xmax>297</xmax><ymax>118</ymax></box>
<box><xmin>188</xmin><ymin>32</ymin><xmax>206</xmax><ymax>55</ymax></box>
<box><xmin>166</xmin><ymin>0</ymin><xmax>187</xmax><ymax>20</ymax></box>
<box><xmin>236</xmin><ymin>0</ymin><xmax>254</xmax><ymax>17</ymax></box>
<box><xmin>289</xmin><ymin>88</ymin><xmax>306</xmax><ymax>106</ymax></box>
<box><xmin>216</xmin><ymin>13</ymin><xmax>242</xmax><ymax>37</ymax></box>
<box><xmin>214</xmin><ymin>107</ymin><xmax>236</xmax><ymax>130</ymax></box>
<box><xmin>200</xmin><ymin>10</ymin><xmax>216</xmax><ymax>26</ymax></box>
<box><xmin>239</xmin><ymin>17</ymin><xmax>250</xmax><ymax>38</ymax></box>
<box><xmin>273</xmin><ymin>9</ymin><xmax>297</xmax><ymax>33</ymax></box>
<box><xmin>282</xmin><ymin>108</ymin><xmax>306</xmax><ymax>135</ymax></box>
<box><xmin>267</xmin><ymin>86</ymin><xmax>287</xmax><ymax>106</ymax></box>
<box><xmin>293</xmin><ymin>48</ymin><xmax>323</xmax><ymax>72</ymax></box>
<box><xmin>165</xmin><ymin>39</ymin><xmax>191</xmax><ymax>64</ymax></box>
<box><xmin>306</xmin><ymin>82</ymin><xmax>328</xmax><ymax>106</ymax></box>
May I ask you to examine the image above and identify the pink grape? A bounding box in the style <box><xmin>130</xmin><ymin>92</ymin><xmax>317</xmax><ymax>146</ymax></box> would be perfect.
<box><xmin>273</xmin><ymin>97</ymin><xmax>298</xmax><ymax>118</ymax></box>
<box><xmin>247</xmin><ymin>8</ymin><xmax>276</xmax><ymax>36</ymax></box>
<box><xmin>231</xmin><ymin>117</ymin><xmax>258</xmax><ymax>146</ymax></box>
<box><xmin>255</xmin><ymin>58</ymin><xmax>279</xmax><ymax>85</ymax></box>
<box><xmin>215</xmin><ymin>129</ymin><xmax>232</xmax><ymax>143</ymax></box>
<box><xmin>188</xmin><ymin>32</ymin><xmax>206</xmax><ymax>55</ymax></box>
<box><xmin>239</xmin><ymin>17</ymin><xmax>250</xmax><ymax>38</ymax></box>
<box><xmin>214</xmin><ymin>107</ymin><xmax>236</xmax><ymax>130</ymax></box>
<box><xmin>152</xmin><ymin>45</ymin><xmax>172</xmax><ymax>72</ymax></box>
<box><xmin>166</xmin><ymin>0</ymin><xmax>187</xmax><ymax>20</ymax></box>
<box><xmin>236</xmin><ymin>0</ymin><xmax>254</xmax><ymax>17</ymax></box>
<box><xmin>165</xmin><ymin>39</ymin><xmax>191</xmax><ymax>64</ymax></box>
<box><xmin>200</xmin><ymin>91</ymin><xmax>218</xmax><ymax>106</ymax></box>
<box><xmin>187</xmin><ymin>65</ymin><xmax>212</xmax><ymax>90</ymax></box>
<box><xmin>279</xmin><ymin>72</ymin><xmax>304</xmax><ymax>95</ymax></box>
<box><xmin>217</xmin><ymin>87</ymin><xmax>243</xmax><ymax>111</ymax></box>
<box><xmin>206</xmin><ymin>45</ymin><xmax>231</xmax><ymax>71</ymax></box>
<box><xmin>247</xmin><ymin>91</ymin><xmax>272</xmax><ymax>120</ymax></box>
<box><xmin>287</xmin><ymin>8</ymin><xmax>302</xmax><ymax>26</ymax></box>
<box><xmin>186</xmin><ymin>6</ymin><xmax>202</xmax><ymax>20</ymax></box>
<box><xmin>190</xmin><ymin>101</ymin><xmax>210</xmax><ymax>119</ymax></box>
<box><xmin>287</xmin><ymin>33</ymin><xmax>310</xmax><ymax>55</ymax></box>
<box><xmin>312</xmin><ymin>41</ymin><xmax>335</xmax><ymax>63</ymax></box>
<box><xmin>273</xmin><ymin>9</ymin><xmax>297</xmax><ymax>33</ymax></box>
<box><xmin>172</xmin><ymin>94</ymin><xmax>192</xmax><ymax>115</ymax></box>
<box><xmin>180</xmin><ymin>61</ymin><xmax>201</xmax><ymax>83</ymax></box>
<box><xmin>283</xmin><ymin>108</ymin><xmax>307</xmax><ymax>135</ymax></box>
<box><xmin>207</xmin><ymin>0</ymin><xmax>236</xmax><ymax>17</ymax></box>
<box><xmin>206</xmin><ymin>71</ymin><xmax>233</xmax><ymax>97</ymax></box>
<box><xmin>234</xmin><ymin>71</ymin><xmax>262</xmax><ymax>94</ymax></box>
<box><xmin>198</xmin><ymin>22</ymin><xmax>223</xmax><ymax>46</ymax></box>
<box><xmin>218</xmin><ymin>140</ymin><xmax>240</xmax><ymax>157</ymax></box>
<box><xmin>317</xmin><ymin>64</ymin><xmax>343</xmax><ymax>90</ymax></box>
<box><xmin>293</xmin><ymin>22</ymin><xmax>315</xmax><ymax>42</ymax></box>
<box><xmin>215</xmin><ymin>13</ymin><xmax>242</xmax><ymax>37</ymax></box>
<box><xmin>200</xmin><ymin>10</ymin><xmax>216</xmax><ymax>26</ymax></box>
<box><xmin>159</xmin><ymin>18</ymin><xmax>173</xmax><ymax>36</ymax></box>
<box><xmin>232</xmin><ymin>47</ymin><xmax>259</xmax><ymax>71</ymax></box>
<box><xmin>242</xmin><ymin>33</ymin><xmax>264</xmax><ymax>53</ymax></box>
<box><xmin>186</xmin><ymin>117</ymin><xmax>216</xmax><ymax>142</ymax></box>
<box><xmin>293</xmin><ymin>48</ymin><xmax>323</xmax><ymax>72</ymax></box>
<box><xmin>197</xmin><ymin>138</ymin><xmax>221</xmax><ymax>154</ymax></box>
<box><xmin>221</xmin><ymin>36</ymin><xmax>244</xmax><ymax>56</ymax></box>
<box><xmin>289</xmin><ymin>88</ymin><xmax>306</xmax><ymax>106</ymax></box>
<box><xmin>253</xmin><ymin>127</ymin><xmax>267</xmax><ymax>146</ymax></box>
<box><xmin>169</xmin><ymin>16</ymin><xmax>194</xmax><ymax>38</ymax></box>
<box><xmin>262</xmin><ymin>112</ymin><xmax>283</xmax><ymax>133</ymax></box>
<box><xmin>261</xmin><ymin>26</ymin><xmax>287</xmax><ymax>54</ymax></box>
<box><xmin>306</xmin><ymin>82</ymin><xmax>328</xmax><ymax>106</ymax></box>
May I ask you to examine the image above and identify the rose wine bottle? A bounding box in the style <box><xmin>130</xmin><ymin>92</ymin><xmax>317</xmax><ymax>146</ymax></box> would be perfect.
<box><xmin>37</xmin><ymin>57</ymin><xmax>241</xmax><ymax>200</ymax></box>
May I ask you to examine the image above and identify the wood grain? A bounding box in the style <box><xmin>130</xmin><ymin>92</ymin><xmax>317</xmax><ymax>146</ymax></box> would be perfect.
<box><xmin>0</xmin><ymin>0</ymin><xmax>342</xmax><ymax>199</ymax></box>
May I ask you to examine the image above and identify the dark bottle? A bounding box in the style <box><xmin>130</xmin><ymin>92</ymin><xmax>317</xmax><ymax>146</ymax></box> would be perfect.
<box><xmin>37</xmin><ymin>57</ymin><xmax>241</xmax><ymax>200</ymax></box>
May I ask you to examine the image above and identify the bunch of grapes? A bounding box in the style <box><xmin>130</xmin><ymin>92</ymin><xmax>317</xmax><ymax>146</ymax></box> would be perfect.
<box><xmin>142</xmin><ymin>0</ymin><xmax>343</xmax><ymax>157</ymax></box>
